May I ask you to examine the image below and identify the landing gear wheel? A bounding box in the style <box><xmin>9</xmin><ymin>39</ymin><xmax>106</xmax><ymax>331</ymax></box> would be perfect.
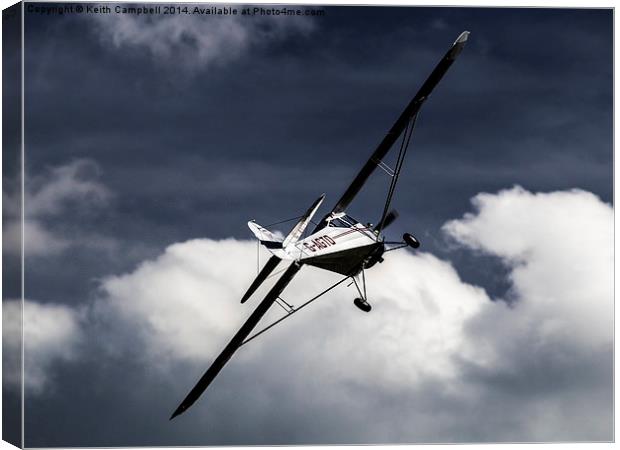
<box><xmin>403</xmin><ymin>233</ymin><xmax>420</xmax><ymax>248</ymax></box>
<box><xmin>354</xmin><ymin>297</ymin><xmax>372</xmax><ymax>312</ymax></box>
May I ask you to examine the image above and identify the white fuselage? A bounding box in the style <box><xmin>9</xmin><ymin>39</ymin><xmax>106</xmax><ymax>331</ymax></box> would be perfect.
<box><xmin>295</xmin><ymin>223</ymin><xmax>376</xmax><ymax>261</ymax></box>
<box><xmin>267</xmin><ymin>213</ymin><xmax>377</xmax><ymax>262</ymax></box>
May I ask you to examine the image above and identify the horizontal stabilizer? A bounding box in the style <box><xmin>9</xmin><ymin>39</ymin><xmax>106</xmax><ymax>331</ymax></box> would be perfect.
<box><xmin>248</xmin><ymin>221</ymin><xmax>283</xmax><ymax>248</ymax></box>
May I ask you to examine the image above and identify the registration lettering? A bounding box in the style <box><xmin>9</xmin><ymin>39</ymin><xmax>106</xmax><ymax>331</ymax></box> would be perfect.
<box><xmin>303</xmin><ymin>235</ymin><xmax>336</xmax><ymax>252</ymax></box>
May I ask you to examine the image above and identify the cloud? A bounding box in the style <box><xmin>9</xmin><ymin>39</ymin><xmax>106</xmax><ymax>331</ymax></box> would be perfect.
<box><xmin>94</xmin><ymin>238</ymin><xmax>257</xmax><ymax>365</ymax></box>
<box><xmin>442</xmin><ymin>186</ymin><xmax>613</xmax><ymax>349</ymax></box>
<box><xmin>90</xmin><ymin>9</ymin><xmax>315</xmax><ymax>72</ymax></box>
<box><xmin>440</xmin><ymin>186</ymin><xmax>613</xmax><ymax>441</ymax></box>
<box><xmin>18</xmin><ymin>185</ymin><xmax>613</xmax><ymax>442</ymax></box>
<box><xmin>84</xmin><ymin>187</ymin><xmax>612</xmax><ymax>442</ymax></box>
<box><xmin>26</xmin><ymin>159</ymin><xmax>110</xmax><ymax>217</ymax></box>
<box><xmin>3</xmin><ymin>159</ymin><xmax>111</xmax><ymax>257</ymax></box>
<box><xmin>95</xmin><ymin>239</ymin><xmax>489</xmax><ymax>382</ymax></box>
<box><xmin>3</xmin><ymin>299</ymin><xmax>83</xmax><ymax>394</ymax></box>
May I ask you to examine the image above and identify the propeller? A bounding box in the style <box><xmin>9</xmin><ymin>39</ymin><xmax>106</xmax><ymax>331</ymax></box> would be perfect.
<box><xmin>374</xmin><ymin>209</ymin><xmax>399</xmax><ymax>234</ymax></box>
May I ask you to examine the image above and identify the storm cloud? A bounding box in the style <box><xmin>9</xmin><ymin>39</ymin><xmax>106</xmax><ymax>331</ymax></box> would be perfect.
<box><xmin>4</xmin><ymin>159</ymin><xmax>111</xmax><ymax>257</ymax></box>
<box><xmin>89</xmin><ymin>6</ymin><xmax>315</xmax><ymax>72</ymax></box>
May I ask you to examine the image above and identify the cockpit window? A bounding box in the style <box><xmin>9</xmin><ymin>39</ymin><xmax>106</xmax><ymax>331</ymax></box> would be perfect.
<box><xmin>329</xmin><ymin>215</ymin><xmax>357</xmax><ymax>228</ymax></box>
<box><xmin>329</xmin><ymin>218</ymin><xmax>348</xmax><ymax>228</ymax></box>
<box><xmin>342</xmin><ymin>215</ymin><xmax>357</xmax><ymax>225</ymax></box>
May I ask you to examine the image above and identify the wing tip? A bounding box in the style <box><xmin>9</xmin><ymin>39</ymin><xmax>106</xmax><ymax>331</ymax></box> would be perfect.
<box><xmin>169</xmin><ymin>405</ymin><xmax>185</xmax><ymax>420</ymax></box>
<box><xmin>454</xmin><ymin>31</ymin><xmax>470</xmax><ymax>45</ymax></box>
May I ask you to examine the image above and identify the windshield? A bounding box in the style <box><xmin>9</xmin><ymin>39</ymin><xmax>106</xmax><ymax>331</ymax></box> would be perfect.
<box><xmin>329</xmin><ymin>215</ymin><xmax>357</xmax><ymax>228</ymax></box>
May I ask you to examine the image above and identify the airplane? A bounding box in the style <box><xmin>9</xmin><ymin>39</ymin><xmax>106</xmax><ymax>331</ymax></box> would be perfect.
<box><xmin>170</xmin><ymin>30</ymin><xmax>469</xmax><ymax>420</ymax></box>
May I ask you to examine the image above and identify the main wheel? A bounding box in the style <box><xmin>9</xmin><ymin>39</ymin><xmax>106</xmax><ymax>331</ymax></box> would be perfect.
<box><xmin>353</xmin><ymin>298</ymin><xmax>372</xmax><ymax>312</ymax></box>
<box><xmin>403</xmin><ymin>233</ymin><xmax>420</xmax><ymax>248</ymax></box>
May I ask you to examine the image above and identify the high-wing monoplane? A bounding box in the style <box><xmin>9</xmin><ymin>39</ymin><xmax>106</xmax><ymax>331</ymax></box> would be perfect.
<box><xmin>170</xmin><ymin>31</ymin><xmax>469</xmax><ymax>420</ymax></box>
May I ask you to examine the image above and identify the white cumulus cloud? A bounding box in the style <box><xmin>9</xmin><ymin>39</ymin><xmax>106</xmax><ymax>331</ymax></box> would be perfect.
<box><xmin>12</xmin><ymin>184</ymin><xmax>612</xmax><ymax>442</ymax></box>
<box><xmin>94</xmin><ymin>238</ymin><xmax>258</xmax><ymax>365</ymax></box>
<box><xmin>443</xmin><ymin>186</ymin><xmax>613</xmax><ymax>350</ymax></box>
<box><xmin>88</xmin><ymin>187</ymin><xmax>612</xmax><ymax>441</ymax></box>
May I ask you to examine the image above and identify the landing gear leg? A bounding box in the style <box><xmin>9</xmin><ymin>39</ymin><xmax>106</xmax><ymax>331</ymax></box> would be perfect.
<box><xmin>352</xmin><ymin>269</ymin><xmax>371</xmax><ymax>312</ymax></box>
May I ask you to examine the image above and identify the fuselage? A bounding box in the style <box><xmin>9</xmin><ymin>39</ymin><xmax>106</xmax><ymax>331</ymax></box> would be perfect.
<box><xmin>290</xmin><ymin>213</ymin><xmax>384</xmax><ymax>276</ymax></box>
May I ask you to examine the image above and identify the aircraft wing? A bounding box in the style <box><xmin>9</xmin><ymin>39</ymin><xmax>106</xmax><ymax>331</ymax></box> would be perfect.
<box><xmin>170</xmin><ymin>261</ymin><xmax>302</xmax><ymax>420</ymax></box>
<box><xmin>329</xmin><ymin>31</ymin><xmax>469</xmax><ymax>215</ymax></box>
<box><xmin>240</xmin><ymin>255</ymin><xmax>281</xmax><ymax>304</ymax></box>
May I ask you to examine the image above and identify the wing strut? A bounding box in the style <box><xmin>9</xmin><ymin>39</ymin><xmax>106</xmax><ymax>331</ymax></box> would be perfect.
<box><xmin>241</xmin><ymin>275</ymin><xmax>351</xmax><ymax>347</ymax></box>
<box><xmin>170</xmin><ymin>261</ymin><xmax>302</xmax><ymax>420</ymax></box>
<box><xmin>375</xmin><ymin>112</ymin><xmax>417</xmax><ymax>236</ymax></box>
<box><xmin>322</xmin><ymin>31</ymin><xmax>469</xmax><ymax>220</ymax></box>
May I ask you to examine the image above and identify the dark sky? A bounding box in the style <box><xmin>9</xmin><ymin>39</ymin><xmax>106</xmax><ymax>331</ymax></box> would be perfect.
<box><xmin>14</xmin><ymin>3</ymin><xmax>613</xmax><ymax>447</ymax></box>
<box><xmin>23</xmin><ymin>5</ymin><xmax>613</xmax><ymax>299</ymax></box>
